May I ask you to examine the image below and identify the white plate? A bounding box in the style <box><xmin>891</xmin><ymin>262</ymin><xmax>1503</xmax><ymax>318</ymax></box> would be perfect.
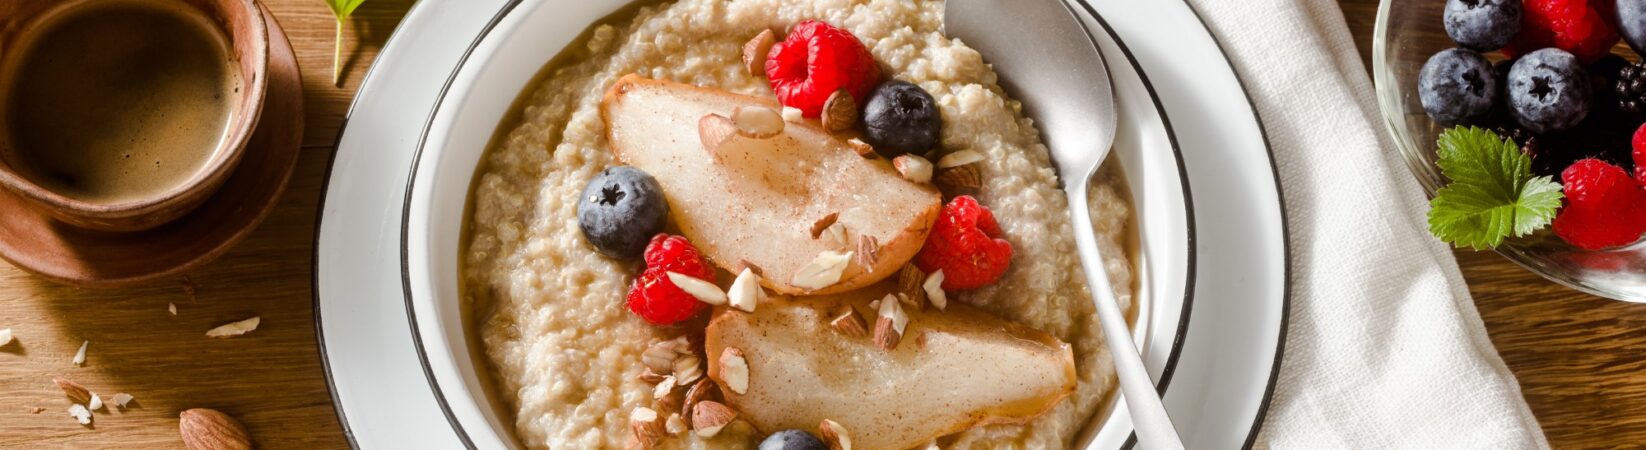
<box><xmin>316</xmin><ymin>0</ymin><xmax>1288</xmax><ymax>448</ymax></box>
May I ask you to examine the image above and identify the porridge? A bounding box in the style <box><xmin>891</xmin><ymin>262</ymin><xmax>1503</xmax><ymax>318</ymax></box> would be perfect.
<box><xmin>460</xmin><ymin>0</ymin><xmax>1136</xmax><ymax>448</ymax></box>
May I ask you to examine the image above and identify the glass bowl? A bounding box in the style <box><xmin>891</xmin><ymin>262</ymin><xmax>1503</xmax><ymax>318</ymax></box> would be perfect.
<box><xmin>1373</xmin><ymin>0</ymin><xmax>1646</xmax><ymax>301</ymax></box>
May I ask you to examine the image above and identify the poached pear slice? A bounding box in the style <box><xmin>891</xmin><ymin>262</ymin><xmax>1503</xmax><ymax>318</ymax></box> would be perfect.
<box><xmin>601</xmin><ymin>75</ymin><xmax>941</xmax><ymax>296</ymax></box>
<box><xmin>704</xmin><ymin>284</ymin><xmax>1077</xmax><ymax>449</ymax></box>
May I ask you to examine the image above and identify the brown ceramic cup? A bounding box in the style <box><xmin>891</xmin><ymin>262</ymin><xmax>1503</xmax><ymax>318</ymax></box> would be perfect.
<box><xmin>0</xmin><ymin>0</ymin><xmax>268</xmax><ymax>232</ymax></box>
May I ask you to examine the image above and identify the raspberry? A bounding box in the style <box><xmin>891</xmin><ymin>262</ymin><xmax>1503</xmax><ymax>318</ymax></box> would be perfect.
<box><xmin>627</xmin><ymin>234</ymin><xmax>715</xmax><ymax>325</ymax></box>
<box><xmin>1504</xmin><ymin>0</ymin><xmax>1620</xmax><ymax>63</ymax></box>
<box><xmin>914</xmin><ymin>196</ymin><xmax>1012</xmax><ymax>290</ymax></box>
<box><xmin>1552</xmin><ymin>159</ymin><xmax>1646</xmax><ymax>249</ymax></box>
<box><xmin>1633</xmin><ymin>122</ymin><xmax>1646</xmax><ymax>183</ymax></box>
<box><xmin>765</xmin><ymin>20</ymin><xmax>881</xmax><ymax>118</ymax></box>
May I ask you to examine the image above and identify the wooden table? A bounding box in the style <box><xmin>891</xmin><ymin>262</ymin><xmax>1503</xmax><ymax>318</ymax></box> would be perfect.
<box><xmin>0</xmin><ymin>0</ymin><xmax>1638</xmax><ymax>448</ymax></box>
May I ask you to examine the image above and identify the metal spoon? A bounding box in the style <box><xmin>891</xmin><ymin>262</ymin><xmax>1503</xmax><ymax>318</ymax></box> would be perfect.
<box><xmin>944</xmin><ymin>1</ymin><xmax>1185</xmax><ymax>448</ymax></box>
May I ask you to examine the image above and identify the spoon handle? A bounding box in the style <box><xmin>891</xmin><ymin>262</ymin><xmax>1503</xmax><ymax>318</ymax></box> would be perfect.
<box><xmin>1066</xmin><ymin>183</ymin><xmax>1185</xmax><ymax>450</ymax></box>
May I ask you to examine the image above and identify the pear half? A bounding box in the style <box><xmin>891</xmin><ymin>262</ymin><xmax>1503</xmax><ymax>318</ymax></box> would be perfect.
<box><xmin>704</xmin><ymin>284</ymin><xmax>1077</xmax><ymax>449</ymax></box>
<box><xmin>601</xmin><ymin>75</ymin><xmax>941</xmax><ymax>295</ymax></box>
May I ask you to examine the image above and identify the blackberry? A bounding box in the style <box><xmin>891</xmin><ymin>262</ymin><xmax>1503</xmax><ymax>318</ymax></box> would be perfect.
<box><xmin>1616</xmin><ymin>61</ymin><xmax>1646</xmax><ymax>113</ymax></box>
<box><xmin>1492</xmin><ymin>125</ymin><xmax>1540</xmax><ymax>157</ymax></box>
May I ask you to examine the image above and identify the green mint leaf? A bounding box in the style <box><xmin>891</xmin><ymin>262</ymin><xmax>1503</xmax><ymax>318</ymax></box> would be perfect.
<box><xmin>1426</xmin><ymin>126</ymin><xmax>1563</xmax><ymax>250</ymax></box>
<box><xmin>325</xmin><ymin>0</ymin><xmax>367</xmax><ymax>20</ymax></box>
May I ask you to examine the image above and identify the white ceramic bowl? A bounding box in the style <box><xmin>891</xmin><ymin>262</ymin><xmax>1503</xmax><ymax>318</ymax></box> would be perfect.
<box><xmin>401</xmin><ymin>1</ymin><xmax>1192</xmax><ymax>448</ymax></box>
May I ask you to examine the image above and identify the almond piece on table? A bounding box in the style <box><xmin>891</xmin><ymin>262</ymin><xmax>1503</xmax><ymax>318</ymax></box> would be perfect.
<box><xmin>206</xmin><ymin>316</ymin><xmax>260</xmax><ymax>338</ymax></box>
<box><xmin>731</xmin><ymin>106</ymin><xmax>784</xmax><ymax>139</ymax></box>
<box><xmin>893</xmin><ymin>154</ymin><xmax>933</xmax><ymax>184</ymax></box>
<box><xmin>829</xmin><ymin>305</ymin><xmax>868</xmax><ymax>338</ymax></box>
<box><xmin>72</xmin><ymin>340</ymin><xmax>88</xmax><ymax>365</ymax></box>
<box><xmin>718</xmin><ymin>348</ymin><xmax>750</xmax><ymax>395</ymax></box>
<box><xmin>790</xmin><ymin>251</ymin><xmax>853</xmax><ymax>291</ymax></box>
<box><xmin>666</xmin><ymin>271</ymin><xmax>727</xmax><ymax>306</ymax></box>
<box><xmin>111</xmin><ymin>393</ymin><xmax>134</xmax><ymax>409</ymax></box>
<box><xmin>742</xmin><ymin>29</ymin><xmax>776</xmax><ymax>75</ymax></box>
<box><xmin>810</xmin><ymin>212</ymin><xmax>840</xmax><ymax>239</ymax></box>
<box><xmin>727</xmin><ymin>268</ymin><xmax>763</xmax><ymax>313</ymax></box>
<box><xmin>822</xmin><ymin>89</ymin><xmax>857</xmax><ymax>133</ymax></box>
<box><xmin>924</xmin><ymin>270</ymin><xmax>948</xmax><ymax>311</ymax></box>
<box><xmin>88</xmin><ymin>393</ymin><xmax>103</xmax><ymax>411</ymax></box>
<box><xmin>180</xmin><ymin>408</ymin><xmax>252</xmax><ymax>450</ymax></box>
<box><xmin>630</xmin><ymin>407</ymin><xmax>665</xmax><ymax>449</ymax></box>
<box><xmin>54</xmin><ymin>378</ymin><xmax>92</xmax><ymax>405</ymax></box>
<box><xmin>935</xmin><ymin>164</ymin><xmax>982</xmax><ymax>191</ymax></box>
<box><xmin>820</xmin><ymin>419</ymin><xmax>853</xmax><ymax>450</ymax></box>
<box><xmin>0</xmin><ymin>328</ymin><xmax>12</xmax><ymax>346</ymax></box>
<box><xmin>692</xmin><ymin>401</ymin><xmax>738</xmax><ymax>437</ymax></box>
<box><xmin>873</xmin><ymin>294</ymin><xmax>908</xmax><ymax>351</ymax></box>
<box><xmin>67</xmin><ymin>404</ymin><xmax>91</xmax><ymax>426</ymax></box>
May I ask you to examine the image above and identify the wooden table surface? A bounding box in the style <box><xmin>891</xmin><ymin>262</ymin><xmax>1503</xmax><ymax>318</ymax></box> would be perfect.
<box><xmin>0</xmin><ymin>0</ymin><xmax>1639</xmax><ymax>448</ymax></box>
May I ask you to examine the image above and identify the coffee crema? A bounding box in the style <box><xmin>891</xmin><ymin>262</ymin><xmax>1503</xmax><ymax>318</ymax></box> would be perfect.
<box><xmin>2</xmin><ymin>1</ymin><xmax>242</xmax><ymax>205</ymax></box>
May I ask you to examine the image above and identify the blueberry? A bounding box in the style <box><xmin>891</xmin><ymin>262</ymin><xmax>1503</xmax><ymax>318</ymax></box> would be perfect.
<box><xmin>1507</xmin><ymin>48</ymin><xmax>1592</xmax><ymax>134</ymax></box>
<box><xmin>1419</xmin><ymin>48</ymin><xmax>1498</xmax><ymax>125</ymax></box>
<box><xmin>758</xmin><ymin>430</ymin><xmax>826</xmax><ymax>450</ymax></box>
<box><xmin>1443</xmin><ymin>0</ymin><xmax>1521</xmax><ymax>51</ymax></box>
<box><xmin>576</xmin><ymin>166</ymin><xmax>668</xmax><ymax>259</ymax></box>
<box><xmin>862</xmin><ymin>80</ymin><xmax>941</xmax><ymax>157</ymax></box>
<box><xmin>1618</xmin><ymin>0</ymin><xmax>1646</xmax><ymax>55</ymax></box>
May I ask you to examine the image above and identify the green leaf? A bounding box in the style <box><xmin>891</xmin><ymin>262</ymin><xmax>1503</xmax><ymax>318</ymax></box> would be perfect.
<box><xmin>1426</xmin><ymin>126</ymin><xmax>1564</xmax><ymax>250</ymax></box>
<box><xmin>325</xmin><ymin>0</ymin><xmax>367</xmax><ymax>20</ymax></box>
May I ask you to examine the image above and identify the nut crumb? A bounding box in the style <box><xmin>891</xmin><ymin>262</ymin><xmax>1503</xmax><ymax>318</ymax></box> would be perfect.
<box><xmin>111</xmin><ymin>393</ymin><xmax>134</xmax><ymax>409</ymax></box>
<box><xmin>168</xmin><ymin>303</ymin><xmax>178</xmax><ymax>316</ymax></box>
<box><xmin>206</xmin><ymin>317</ymin><xmax>260</xmax><ymax>338</ymax></box>
<box><xmin>893</xmin><ymin>154</ymin><xmax>934</xmax><ymax>184</ymax></box>
<box><xmin>809</xmin><ymin>212</ymin><xmax>840</xmax><ymax>239</ymax></box>
<box><xmin>67</xmin><ymin>404</ymin><xmax>91</xmax><ymax>426</ymax></box>
<box><xmin>0</xmin><ymin>328</ymin><xmax>12</xmax><ymax>347</ymax></box>
<box><xmin>28</xmin><ymin>407</ymin><xmax>44</xmax><ymax>414</ymax></box>
<box><xmin>718</xmin><ymin>348</ymin><xmax>750</xmax><ymax>395</ymax></box>
<box><xmin>72</xmin><ymin>340</ymin><xmax>88</xmax><ymax>366</ymax></box>
<box><xmin>846</xmin><ymin>138</ymin><xmax>877</xmax><ymax>159</ymax></box>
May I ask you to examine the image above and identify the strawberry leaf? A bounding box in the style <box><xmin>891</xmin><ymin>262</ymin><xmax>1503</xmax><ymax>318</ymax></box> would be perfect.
<box><xmin>325</xmin><ymin>0</ymin><xmax>367</xmax><ymax>19</ymax></box>
<box><xmin>1427</xmin><ymin>126</ymin><xmax>1564</xmax><ymax>250</ymax></box>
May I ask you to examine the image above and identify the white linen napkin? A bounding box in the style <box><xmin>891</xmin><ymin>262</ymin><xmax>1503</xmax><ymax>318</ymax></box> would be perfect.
<box><xmin>1181</xmin><ymin>0</ymin><xmax>1551</xmax><ymax>447</ymax></box>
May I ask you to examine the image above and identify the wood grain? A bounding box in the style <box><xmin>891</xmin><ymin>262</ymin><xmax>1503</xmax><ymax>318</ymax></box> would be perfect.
<box><xmin>1338</xmin><ymin>0</ymin><xmax>1646</xmax><ymax>447</ymax></box>
<box><xmin>0</xmin><ymin>0</ymin><xmax>1635</xmax><ymax>448</ymax></box>
<box><xmin>0</xmin><ymin>0</ymin><xmax>412</xmax><ymax>448</ymax></box>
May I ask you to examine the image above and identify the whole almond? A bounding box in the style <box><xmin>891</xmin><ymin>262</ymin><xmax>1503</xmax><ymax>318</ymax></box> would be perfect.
<box><xmin>935</xmin><ymin>164</ymin><xmax>982</xmax><ymax>191</ymax></box>
<box><xmin>179</xmin><ymin>408</ymin><xmax>253</xmax><ymax>450</ymax></box>
<box><xmin>692</xmin><ymin>401</ymin><xmax>738</xmax><ymax>437</ymax></box>
<box><xmin>822</xmin><ymin>89</ymin><xmax>858</xmax><ymax>133</ymax></box>
<box><xmin>743</xmin><ymin>29</ymin><xmax>777</xmax><ymax>75</ymax></box>
<box><xmin>53</xmin><ymin>378</ymin><xmax>91</xmax><ymax>406</ymax></box>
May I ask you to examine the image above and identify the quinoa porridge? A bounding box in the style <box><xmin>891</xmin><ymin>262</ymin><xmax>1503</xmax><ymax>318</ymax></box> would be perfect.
<box><xmin>460</xmin><ymin>0</ymin><xmax>1136</xmax><ymax>448</ymax></box>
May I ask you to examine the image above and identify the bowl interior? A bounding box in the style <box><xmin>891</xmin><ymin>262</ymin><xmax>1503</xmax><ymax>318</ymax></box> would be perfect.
<box><xmin>1373</xmin><ymin>0</ymin><xmax>1646</xmax><ymax>301</ymax></box>
<box><xmin>403</xmin><ymin>1</ymin><xmax>1192</xmax><ymax>448</ymax></box>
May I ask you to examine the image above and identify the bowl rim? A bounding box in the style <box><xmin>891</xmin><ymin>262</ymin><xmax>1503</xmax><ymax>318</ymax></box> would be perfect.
<box><xmin>0</xmin><ymin>0</ymin><xmax>269</xmax><ymax>227</ymax></box>
<box><xmin>399</xmin><ymin>0</ymin><xmax>1197</xmax><ymax>448</ymax></box>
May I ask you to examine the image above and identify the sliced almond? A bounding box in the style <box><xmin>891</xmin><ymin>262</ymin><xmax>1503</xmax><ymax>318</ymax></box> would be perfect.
<box><xmin>820</xmin><ymin>419</ymin><xmax>853</xmax><ymax>450</ymax></box>
<box><xmin>924</xmin><ymin>269</ymin><xmax>948</xmax><ymax>310</ymax></box>
<box><xmin>727</xmin><ymin>268</ymin><xmax>763</xmax><ymax>313</ymax></box>
<box><xmin>72</xmin><ymin>340</ymin><xmax>88</xmax><ymax>365</ymax></box>
<box><xmin>782</xmin><ymin>106</ymin><xmax>805</xmax><ymax>123</ymax></box>
<box><xmin>790</xmin><ymin>251</ymin><xmax>853</xmax><ymax>291</ymax></box>
<box><xmin>206</xmin><ymin>317</ymin><xmax>260</xmax><ymax>338</ymax></box>
<box><xmin>110</xmin><ymin>393</ymin><xmax>134</xmax><ymax>409</ymax></box>
<box><xmin>856</xmin><ymin>235</ymin><xmax>880</xmax><ymax>269</ymax></box>
<box><xmin>692</xmin><ymin>401</ymin><xmax>737</xmax><ymax>437</ymax></box>
<box><xmin>873</xmin><ymin>294</ymin><xmax>907</xmax><ymax>351</ymax></box>
<box><xmin>893</xmin><ymin>154</ymin><xmax>933</xmax><ymax>184</ymax></box>
<box><xmin>936</xmin><ymin>149</ymin><xmax>985</xmax><ymax>169</ymax></box>
<box><xmin>822</xmin><ymin>89</ymin><xmax>857</xmax><ymax>133</ymax></box>
<box><xmin>809</xmin><ymin>212</ymin><xmax>840</xmax><ymax>239</ymax></box>
<box><xmin>699</xmin><ymin>113</ymin><xmax>738</xmax><ymax>151</ymax></box>
<box><xmin>642</xmin><ymin>340</ymin><xmax>684</xmax><ymax>373</ymax></box>
<box><xmin>897</xmin><ymin>265</ymin><xmax>928</xmax><ymax>309</ymax></box>
<box><xmin>630</xmin><ymin>407</ymin><xmax>664</xmax><ymax>449</ymax></box>
<box><xmin>732</xmin><ymin>106</ymin><xmax>784</xmax><ymax>139</ymax></box>
<box><xmin>718</xmin><ymin>348</ymin><xmax>750</xmax><ymax>395</ymax></box>
<box><xmin>673</xmin><ymin>354</ymin><xmax>704</xmax><ymax>386</ymax></box>
<box><xmin>829</xmin><ymin>305</ymin><xmax>868</xmax><ymax>338</ymax></box>
<box><xmin>846</xmin><ymin>138</ymin><xmax>877</xmax><ymax>159</ymax></box>
<box><xmin>742</xmin><ymin>29</ymin><xmax>776</xmax><ymax>75</ymax></box>
<box><xmin>682</xmin><ymin>379</ymin><xmax>717</xmax><ymax>420</ymax></box>
<box><xmin>638</xmin><ymin>368</ymin><xmax>669</xmax><ymax>384</ymax></box>
<box><xmin>666</xmin><ymin>271</ymin><xmax>727</xmax><ymax>306</ymax></box>
<box><xmin>54</xmin><ymin>378</ymin><xmax>91</xmax><ymax>405</ymax></box>
<box><xmin>168</xmin><ymin>303</ymin><xmax>178</xmax><ymax>316</ymax></box>
<box><xmin>654</xmin><ymin>375</ymin><xmax>677</xmax><ymax>400</ymax></box>
<box><xmin>935</xmin><ymin>164</ymin><xmax>982</xmax><ymax>191</ymax></box>
<box><xmin>666</xmin><ymin>413</ymin><xmax>689</xmax><ymax>434</ymax></box>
